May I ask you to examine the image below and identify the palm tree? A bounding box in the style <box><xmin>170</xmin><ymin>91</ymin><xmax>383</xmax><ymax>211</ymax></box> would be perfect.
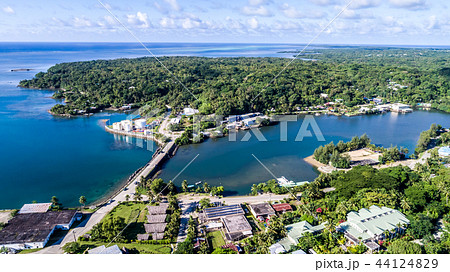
<box><xmin>182</xmin><ymin>180</ymin><xmax>188</xmax><ymax>192</ymax></box>
<box><xmin>79</xmin><ymin>196</ymin><xmax>87</xmax><ymax>210</ymax></box>
<box><xmin>125</xmin><ymin>195</ymin><xmax>130</xmax><ymax>202</ymax></box>
<box><xmin>400</xmin><ymin>198</ymin><xmax>411</xmax><ymax>211</ymax></box>
<box><xmin>437</xmin><ymin>179</ymin><xmax>450</xmax><ymax>205</ymax></box>
<box><xmin>336</xmin><ymin>201</ymin><xmax>349</xmax><ymax>215</ymax></box>
<box><xmin>134</xmin><ymin>193</ymin><xmax>142</xmax><ymax>202</ymax></box>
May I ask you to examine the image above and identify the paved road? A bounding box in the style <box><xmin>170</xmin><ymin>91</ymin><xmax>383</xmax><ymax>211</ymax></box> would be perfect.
<box><xmin>176</xmin><ymin>200</ymin><xmax>198</xmax><ymax>244</ymax></box>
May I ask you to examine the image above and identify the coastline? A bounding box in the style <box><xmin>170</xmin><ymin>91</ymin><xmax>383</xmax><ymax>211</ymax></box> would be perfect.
<box><xmin>303</xmin><ymin>155</ymin><xmax>326</xmax><ymax>169</ymax></box>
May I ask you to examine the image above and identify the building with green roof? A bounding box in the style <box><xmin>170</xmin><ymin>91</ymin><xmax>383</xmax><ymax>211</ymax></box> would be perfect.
<box><xmin>336</xmin><ymin>205</ymin><xmax>409</xmax><ymax>251</ymax></box>
<box><xmin>269</xmin><ymin>220</ymin><xmax>327</xmax><ymax>254</ymax></box>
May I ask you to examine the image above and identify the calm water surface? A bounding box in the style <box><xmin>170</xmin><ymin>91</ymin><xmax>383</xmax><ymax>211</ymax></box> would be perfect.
<box><xmin>0</xmin><ymin>43</ymin><xmax>448</xmax><ymax>207</ymax></box>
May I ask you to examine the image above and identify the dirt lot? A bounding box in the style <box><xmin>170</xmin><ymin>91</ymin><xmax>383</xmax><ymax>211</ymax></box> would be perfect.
<box><xmin>345</xmin><ymin>148</ymin><xmax>381</xmax><ymax>163</ymax></box>
<box><xmin>0</xmin><ymin>210</ymin><xmax>13</xmax><ymax>224</ymax></box>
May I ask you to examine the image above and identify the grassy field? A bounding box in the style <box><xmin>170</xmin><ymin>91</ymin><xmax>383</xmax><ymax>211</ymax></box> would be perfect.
<box><xmin>103</xmin><ymin>202</ymin><xmax>148</xmax><ymax>224</ymax></box>
<box><xmin>208</xmin><ymin>231</ymin><xmax>226</xmax><ymax>249</ymax></box>
<box><xmin>78</xmin><ymin>241</ymin><xmax>172</xmax><ymax>254</ymax></box>
<box><xmin>100</xmin><ymin>202</ymin><xmax>149</xmax><ymax>242</ymax></box>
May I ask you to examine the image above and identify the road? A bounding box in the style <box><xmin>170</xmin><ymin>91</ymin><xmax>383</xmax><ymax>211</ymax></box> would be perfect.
<box><xmin>176</xmin><ymin>200</ymin><xmax>198</xmax><ymax>244</ymax></box>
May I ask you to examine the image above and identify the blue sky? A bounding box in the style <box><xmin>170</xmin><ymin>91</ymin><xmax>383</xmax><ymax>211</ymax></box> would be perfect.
<box><xmin>1</xmin><ymin>0</ymin><xmax>449</xmax><ymax>45</ymax></box>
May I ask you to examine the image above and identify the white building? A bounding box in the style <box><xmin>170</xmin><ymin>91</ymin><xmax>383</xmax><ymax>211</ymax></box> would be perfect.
<box><xmin>121</xmin><ymin>120</ymin><xmax>132</xmax><ymax>132</ymax></box>
<box><xmin>183</xmin><ymin>107</ymin><xmax>199</xmax><ymax>116</ymax></box>
<box><xmin>134</xmin><ymin>118</ymin><xmax>147</xmax><ymax>129</ymax></box>
<box><xmin>391</xmin><ymin>103</ymin><xmax>412</xmax><ymax>113</ymax></box>
<box><xmin>112</xmin><ymin>122</ymin><xmax>122</xmax><ymax>131</ymax></box>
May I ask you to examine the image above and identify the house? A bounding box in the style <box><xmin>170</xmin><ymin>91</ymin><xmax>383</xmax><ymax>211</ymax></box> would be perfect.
<box><xmin>221</xmin><ymin>214</ymin><xmax>253</xmax><ymax>241</ymax></box>
<box><xmin>438</xmin><ymin>146</ymin><xmax>450</xmax><ymax>157</ymax></box>
<box><xmin>243</xmin><ymin>118</ymin><xmax>256</xmax><ymax>126</ymax></box>
<box><xmin>390</xmin><ymin>103</ymin><xmax>412</xmax><ymax>113</ymax></box>
<box><xmin>137</xmin><ymin>234</ymin><xmax>150</xmax><ymax>241</ymax></box>
<box><xmin>248</xmin><ymin>203</ymin><xmax>276</xmax><ymax>221</ymax></box>
<box><xmin>147</xmin><ymin>214</ymin><xmax>167</xmax><ymax>224</ymax></box>
<box><xmin>183</xmin><ymin>107</ymin><xmax>199</xmax><ymax>116</ymax></box>
<box><xmin>320</xmin><ymin>93</ymin><xmax>328</xmax><ymax>98</ymax></box>
<box><xmin>291</xmin><ymin>249</ymin><xmax>307</xmax><ymax>254</ymax></box>
<box><xmin>373</xmin><ymin>98</ymin><xmax>383</xmax><ymax>104</ymax></box>
<box><xmin>0</xmin><ymin>210</ymin><xmax>79</xmax><ymax>250</ymax></box>
<box><xmin>336</xmin><ymin>205</ymin><xmax>409</xmax><ymax>251</ymax></box>
<box><xmin>144</xmin><ymin>223</ymin><xmax>167</xmax><ymax>241</ymax></box>
<box><xmin>269</xmin><ymin>221</ymin><xmax>327</xmax><ymax>253</ymax></box>
<box><xmin>271</xmin><ymin>203</ymin><xmax>293</xmax><ymax>214</ymax></box>
<box><xmin>193</xmin><ymin>238</ymin><xmax>206</xmax><ymax>249</ymax></box>
<box><xmin>88</xmin><ymin>245</ymin><xmax>123</xmax><ymax>254</ymax></box>
<box><xmin>269</xmin><ymin>243</ymin><xmax>286</xmax><ymax>254</ymax></box>
<box><xmin>147</xmin><ymin>204</ymin><xmax>169</xmax><ymax>215</ymax></box>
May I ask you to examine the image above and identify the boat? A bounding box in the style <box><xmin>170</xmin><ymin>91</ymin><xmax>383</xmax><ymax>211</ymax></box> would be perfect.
<box><xmin>195</xmin><ymin>181</ymin><xmax>202</xmax><ymax>185</ymax></box>
<box><xmin>276</xmin><ymin>176</ymin><xmax>309</xmax><ymax>188</ymax></box>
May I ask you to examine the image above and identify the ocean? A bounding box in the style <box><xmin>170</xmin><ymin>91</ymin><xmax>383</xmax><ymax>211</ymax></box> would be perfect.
<box><xmin>0</xmin><ymin>42</ymin><xmax>448</xmax><ymax>208</ymax></box>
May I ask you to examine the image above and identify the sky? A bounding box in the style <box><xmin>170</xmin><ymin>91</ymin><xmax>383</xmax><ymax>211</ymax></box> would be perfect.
<box><xmin>0</xmin><ymin>0</ymin><xmax>449</xmax><ymax>45</ymax></box>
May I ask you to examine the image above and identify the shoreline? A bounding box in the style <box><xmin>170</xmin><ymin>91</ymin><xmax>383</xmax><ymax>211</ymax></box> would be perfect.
<box><xmin>104</xmin><ymin>125</ymin><xmax>166</xmax><ymax>146</ymax></box>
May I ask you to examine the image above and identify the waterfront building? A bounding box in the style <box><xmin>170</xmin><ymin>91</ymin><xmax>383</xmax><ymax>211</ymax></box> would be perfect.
<box><xmin>18</xmin><ymin>203</ymin><xmax>52</xmax><ymax>214</ymax></box>
<box><xmin>112</xmin><ymin>122</ymin><xmax>122</xmax><ymax>130</ymax></box>
<box><xmin>121</xmin><ymin>120</ymin><xmax>132</xmax><ymax>132</ymax></box>
<box><xmin>134</xmin><ymin>118</ymin><xmax>147</xmax><ymax>129</ymax></box>
<box><xmin>390</xmin><ymin>103</ymin><xmax>412</xmax><ymax>113</ymax></box>
<box><xmin>336</xmin><ymin>205</ymin><xmax>409</xmax><ymax>251</ymax></box>
<box><xmin>0</xmin><ymin>209</ymin><xmax>80</xmax><ymax>250</ymax></box>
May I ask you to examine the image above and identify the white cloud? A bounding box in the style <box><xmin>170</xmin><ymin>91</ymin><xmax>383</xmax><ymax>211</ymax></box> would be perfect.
<box><xmin>97</xmin><ymin>16</ymin><xmax>118</xmax><ymax>28</ymax></box>
<box><xmin>2</xmin><ymin>6</ymin><xmax>14</xmax><ymax>14</ymax></box>
<box><xmin>248</xmin><ymin>0</ymin><xmax>270</xmax><ymax>5</ymax></box>
<box><xmin>308</xmin><ymin>0</ymin><xmax>337</xmax><ymax>6</ymax></box>
<box><xmin>73</xmin><ymin>17</ymin><xmax>93</xmax><ymax>27</ymax></box>
<box><xmin>247</xmin><ymin>17</ymin><xmax>259</xmax><ymax>29</ymax></box>
<box><xmin>242</xmin><ymin>5</ymin><xmax>272</xmax><ymax>16</ymax></box>
<box><xmin>272</xmin><ymin>20</ymin><xmax>301</xmax><ymax>30</ymax></box>
<box><xmin>281</xmin><ymin>3</ymin><xmax>326</xmax><ymax>19</ymax></box>
<box><xmin>127</xmin><ymin>12</ymin><xmax>150</xmax><ymax>28</ymax></box>
<box><xmin>281</xmin><ymin>3</ymin><xmax>302</xmax><ymax>18</ymax></box>
<box><xmin>182</xmin><ymin>18</ymin><xmax>201</xmax><ymax>29</ymax></box>
<box><xmin>341</xmin><ymin>9</ymin><xmax>361</xmax><ymax>19</ymax></box>
<box><xmin>164</xmin><ymin>0</ymin><xmax>181</xmax><ymax>11</ymax></box>
<box><xmin>160</xmin><ymin>17</ymin><xmax>176</xmax><ymax>28</ymax></box>
<box><xmin>389</xmin><ymin>0</ymin><xmax>427</xmax><ymax>10</ymax></box>
<box><xmin>350</xmin><ymin>0</ymin><xmax>381</xmax><ymax>9</ymax></box>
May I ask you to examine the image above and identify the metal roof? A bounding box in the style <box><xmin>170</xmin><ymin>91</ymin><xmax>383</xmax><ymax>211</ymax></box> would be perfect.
<box><xmin>18</xmin><ymin>203</ymin><xmax>52</xmax><ymax>214</ymax></box>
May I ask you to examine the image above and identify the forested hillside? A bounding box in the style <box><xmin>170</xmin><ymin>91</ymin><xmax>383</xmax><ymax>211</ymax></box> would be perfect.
<box><xmin>19</xmin><ymin>48</ymin><xmax>450</xmax><ymax>115</ymax></box>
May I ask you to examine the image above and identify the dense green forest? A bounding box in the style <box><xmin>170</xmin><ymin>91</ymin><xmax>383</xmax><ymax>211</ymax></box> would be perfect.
<box><xmin>19</xmin><ymin>48</ymin><xmax>450</xmax><ymax>115</ymax></box>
